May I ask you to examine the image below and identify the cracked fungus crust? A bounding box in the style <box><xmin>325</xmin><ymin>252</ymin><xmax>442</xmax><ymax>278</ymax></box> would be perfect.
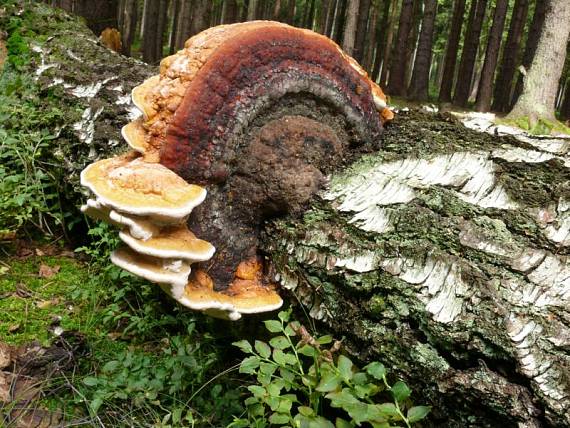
<box><xmin>80</xmin><ymin>21</ymin><xmax>392</xmax><ymax>320</ymax></box>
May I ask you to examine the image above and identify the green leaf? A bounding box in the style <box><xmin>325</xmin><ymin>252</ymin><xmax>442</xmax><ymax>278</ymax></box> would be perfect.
<box><xmin>317</xmin><ymin>335</ymin><xmax>333</xmax><ymax>345</ymax></box>
<box><xmin>311</xmin><ymin>416</ymin><xmax>335</xmax><ymax>428</ymax></box>
<box><xmin>102</xmin><ymin>360</ymin><xmax>119</xmax><ymax>373</ymax></box>
<box><xmin>247</xmin><ymin>385</ymin><xmax>266</xmax><ymax>398</ymax></box>
<box><xmin>364</xmin><ymin>362</ymin><xmax>386</xmax><ymax>380</ymax></box>
<box><xmin>284</xmin><ymin>321</ymin><xmax>300</xmax><ymax>336</ymax></box>
<box><xmin>352</xmin><ymin>372</ymin><xmax>368</xmax><ymax>385</ymax></box>
<box><xmin>354</xmin><ymin>383</ymin><xmax>380</xmax><ymax>399</ymax></box>
<box><xmin>375</xmin><ymin>403</ymin><xmax>399</xmax><ymax>418</ymax></box>
<box><xmin>269</xmin><ymin>413</ymin><xmax>290</xmax><ymax>425</ymax></box>
<box><xmin>172</xmin><ymin>408</ymin><xmax>183</xmax><ymax>424</ymax></box>
<box><xmin>407</xmin><ymin>405</ymin><xmax>431</xmax><ymax>422</ymax></box>
<box><xmin>278</xmin><ymin>310</ymin><xmax>291</xmax><ymax>322</ymax></box>
<box><xmin>273</xmin><ymin>349</ymin><xmax>297</xmax><ymax>366</ymax></box>
<box><xmin>90</xmin><ymin>397</ymin><xmax>103</xmax><ymax>413</ymax></box>
<box><xmin>270</xmin><ymin>336</ymin><xmax>291</xmax><ymax>350</ymax></box>
<box><xmin>264</xmin><ymin>320</ymin><xmax>282</xmax><ymax>333</ymax></box>
<box><xmin>83</xmin><ymin>377</ymin><xmax>98</xmax><ymax>386</ymax></box>
<box><xmin>267</xmin><ymin>380</ymin><xmax>284</xmax><ymax>397</ymax></box>
<box><xmin>335</xmin><ymin>418</ymin><xmax>353</xmax><ymax>428</ymax></box>
<box><xmin>239</xmin><ymin>356</ymin><xmax>260</xmax><ymax>374</ymax></box>
<box><xmin>233</xmin><ymin>340</ymin><xmax>253</xmax><ymax>354</ymax></box>
<box><xmin>390</xmin><ymin>381</ymin><xmax>411</xmax><ymax>402</ymax></box>
<box><xmin>277</xmin><ymin>396</ymin><xmax>293</xmax><ymax>413</ymax></box>
<box><xmin>255</xmin><ymin>340</ymin><xmax>271</xmax><ymax>359</ymax></box>
<box><xmin>298</xmin><ymin>406</ymin><xmax>314</xmax><ymax>417</ymax></box>
<box><xmin>316</xmin><ymin>371</ymin><xmax>343</xmax><ymax>392</ymax></box>
<box><xmin>337</xmin><ymin>355</ymin><xmax>354</xmax><ymax>382</ymax></box>
<box><xmin>297</xmin><ymin>344</ymin><xmax>317</xmax><ymax>357</ymax></box>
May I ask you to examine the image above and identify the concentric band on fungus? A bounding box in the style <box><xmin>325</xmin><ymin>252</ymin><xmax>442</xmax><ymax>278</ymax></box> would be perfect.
<box><xmin>79</xmin><ymin>21</ymin><xmax>392</xmax><ymax>320</ymax></box>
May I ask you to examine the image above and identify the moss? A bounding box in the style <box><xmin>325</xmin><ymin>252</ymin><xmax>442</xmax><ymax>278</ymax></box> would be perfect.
<box><xmin>496</xmin><ymin>116</ymin><xmax>570</xmax><ymax>136</ymax></box>
<box><xmin>0</xmin><ymin>255</ymin><xmax>90</xmax><ymax>345</ymax></box>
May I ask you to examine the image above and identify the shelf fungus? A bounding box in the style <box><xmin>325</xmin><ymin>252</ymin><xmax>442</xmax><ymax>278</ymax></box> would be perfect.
<box><xmin>80</xmin><ymin>21</ymin><xmax>392</xmax><ymax>320</ymax></box>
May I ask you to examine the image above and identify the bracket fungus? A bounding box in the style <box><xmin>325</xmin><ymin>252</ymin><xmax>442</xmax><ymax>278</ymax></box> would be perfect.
<box><xmin>80</xmin><ymin>21</ymin><xmax>392</xmax><ymax>320</ymax></box>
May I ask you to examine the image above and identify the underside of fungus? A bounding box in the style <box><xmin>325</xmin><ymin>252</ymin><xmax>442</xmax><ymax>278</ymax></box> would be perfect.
<box><xmin>80</xmin><ymin>21</ymin><xmax>392</xmax><ymax>320</ymax></box>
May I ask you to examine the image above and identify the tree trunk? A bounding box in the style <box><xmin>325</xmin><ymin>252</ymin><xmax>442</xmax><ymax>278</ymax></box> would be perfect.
<box><xmin>317</xmin><ymin>0</ymin><xmax>331</xmax><ymax>34</ymax></box>
<box><xmin>119</xmin><ymin>0</ymin><xmax>138</xmax><ymax>56</ymax></box>
<box><xmin>332</xmin><ymin>0</ymin><xmax>347</xmax><ymax>44</ymax></box>
<box><xmin>474</xmin><ymin>0</ymin><xmax>508</xmax><ymax>112</ymax></box>
<box><xmin>142</xmin><ymin>0</ymin><xmax>161</xmax><ymax>64</ymax></box>
<box><xmin>561</xmin><ymin>78</ymin><xmax>570</xmax><ymax>121</ymax></box>
<box><xmin>439</xmin><ymin>0</ymin><xmax>466</xmax><ymax>103</ymax></box>
<box><xmin>511</xmin><ymin>0</ymin><xmax>547</xmax><ymax>109</ymax></box>
<box><xmin>491</xmin><ymin>0</ymin><xmax>529</xmax><ymax>112</ymax></box>
<box><xmin>363</xmin><ymin>0</ymin><xmax>379</xmax><ymax>72</ymax></box>
<box><xmin>407</xmin><ymin>0</ymin><xmax>438</xmax><ymax>101</ymax></box>
<box><xmin>189</xmin><ymin>0</ymin><xmax>210</xmax><ymax>38</ymax></box>
<box><xmin>341</xmin><ymin>0</ymin><xmax>360</xmax><ymax>56</ymax></box>
<box><xmin>353</xmin><ymin>0</ymin><xmax>371</xmax><ymax>63</ymax></box>
<box><xmin>221</xmin><ymin>0</ymin><xmax>239</xmax><ymax>24</ymax></box>
<box><xmin>509</xmin><ymin>0</ymin><xmax>570</xmax><ymax>122</ymax></box>
<box><xmin>375</xmin><ymin>0</ymin><xmax>396</xmax><ymax>84</ymax></box>
<box><xmin>325</xmin><ymin>0</ymin><xmax>337</xmax><ymax>36</ymax></box>
<box><xmin>10</xmin><ymin>4</ymin><xmax>570</xmax><ymax>426</ymax></box>
<box><xmin>387</xmin><ymin>0</ymin><xmax>414</xmax><ymax>96</ymax></box>
<box><xmin>452</xmin><ymin>0</ymin><xmax>487</xmax><ymax>107</ymax></box>
<box><xmin>403</xmin><ymin>0</ymin><xmax>421</xmax><ymax>92</ymax></box>
<box><xmin>247</xmin><ymin>0</ymin><xmax>258</xmax><ymax>21</ymax></box>
<box><xmin>286</xmin><ymin>0</ymin><xmax>296</xmax><ymax>24</ymax></box>
<box><xmin>174</xmin><ymin>0</ymin><xmax>193</xmax><ymax>50</ymax></box>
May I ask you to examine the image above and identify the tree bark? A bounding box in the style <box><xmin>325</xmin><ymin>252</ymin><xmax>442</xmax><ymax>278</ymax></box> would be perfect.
<box><xmin>491</xmin><ymin>0</ymin><xmax>529</xmax><ymax>112</ymax></box>
<box><xmin>142</xmin><ymin>0</ymin><xmax>160</xmax><ymax>64</ymax></box>
<box><xmin>341</xmin><ymin>0</ymin><xmax>360</xmax><ymax>56</ymax></box>
<box><xmin>286</xmin><ymin>0</ymin><xmax>296</xmax><ymax>24</ymax></box>
<box><xmin>119</xmin><ymin>0</ymin><xmax>138</xmax><ymax>56</ymax></box>
<box><xmin>452</xmin><ymin>0</ymin><xmax>487</xmax><ymax>107</ymax></box>
<box><xmin>511</xmin><ymin>0</ymin><xmax>547</xmax><ymax>109</ymax></box>
<box><xmin>221</xmin><ymin>0</ymin><xmax>239</xmax><ymax>24</ymax></box>
<box><xmin>332</xmin><ymin>0</ymin><xmax>347</xmax><ymax>45</ymax></box>
<box><xmin>474</xmin><ymin>0</ymin><xmax>508</xmax><ymax>112</ymax></box>
<box><xmin>403</xmin><ymin>0</ymin><xmax>421</xmax><ymax>92</ymax></box>
<box><xmin>247</xmin><ymin>0</ymin><xmax>259</xmax><ymax>21</ymax></box>
<box><xmin>407</xmin><ymin>0</ymin><xmax>438</xmax><ymax>101</ymax></box>
<box><xmin>325</xmin><ymin>0</ymin><xmax>337</xmax><ymax>37</ymax></box>
<box><xmin>439</xmin><ymin>0</ymin><xmax>466</xmax><ymax>103</ymax></box>
<box><xmin>353</xmin><ymin>0</ymin><xmax>371</xmax><ymax>63</ymax></box>
<box><xmin>509</xmin><ymin>0</ymin><xmax>570</xmax><ymax>122</ymax></box>
<box><xmin>387</xmin><ymin>0</ymin><xmax>414</xmax><ymax>96</ymax></box>
<box><xmin>561</xmin><ymin>78</ymin><xmax>570</xmax><ymax>121</ymax></box>
<box><xmin>174</xmin><ymin>0</ymin><xmax>192</xmax><ymax>51</ymax></box>
<box><xmin>363</xmin><ymin>0</ymin><xmax>379</xmax><ymax>72</ymax></box>
<box><xmin>375</xmin><ymin>0</ymin><xmax>397</xmax><ymax>84</ymax></box>
<box><xmin>10</xmin><ymin>4</ymin><xmax>570</xmax><ymax>426</ymax></box>
<box><xmin>189</xmin><ymin>0</ymin><xmax>210</xmax><ymax>38</ymax></box>
<box><xmin>317</xmin><ymin>0</ymin><xmax>331</xmax><ymax>34</ymax></box>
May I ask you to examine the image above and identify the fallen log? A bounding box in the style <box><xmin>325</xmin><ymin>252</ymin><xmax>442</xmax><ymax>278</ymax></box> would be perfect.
<box><xmin>3</xmin><ymin>3</ymin><xmax>569</xmax><ymax>427</ymax></box>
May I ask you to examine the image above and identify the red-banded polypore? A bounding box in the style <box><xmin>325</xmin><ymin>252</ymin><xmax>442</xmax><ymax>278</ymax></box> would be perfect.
<box><xmin>80</xmin><ymin>21</ymin><xmax>392</xmax><ymax>320</ymax></box>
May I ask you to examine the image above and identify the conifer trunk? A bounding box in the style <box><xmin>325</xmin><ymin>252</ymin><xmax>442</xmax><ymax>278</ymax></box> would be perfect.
<box><xmin>511</xmin><ymin>0</ymin><xmax>547</xmax><ymax>109</ymax></box>
<box><xmin>387</xmin><ymin>0</ymin><xmax>414</xmax><ymax>96</ymax></box>
<box><xmin>341</xmin><ymin>0</ymin><xmax>360</xmax><ymax>56</ymax></box>
<box><xmin>407</xmin><ymin>0</ymin><xmax>437</xmax><ymax>101</ymax></box>
<box><xmin>491</xmin><ymin>0</ymin><xmax>529</xmax><ymax>113</ymax></box>
<box><xmin>474</xmin><ymin>0</ymin><xmax>508</xmax><ymax>112</ymax></box>
<box><xmin>453</xmin><ymin>0</ymin><xmax>487</xmax><ymax>107</ymax></box>
<box><xmin>439</xmin><ymin>0</ymin><xmax>465</xmax><ymax>103</ymax></box>
<box><xmin>353</xmin><ymin>0</ymin><xmax>371</xmax><ymax>63</ymax></box>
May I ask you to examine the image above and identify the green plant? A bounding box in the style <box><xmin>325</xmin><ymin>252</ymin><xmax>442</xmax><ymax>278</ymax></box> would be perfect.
<box><xmin>230</xmin><ymin>310</ymin><xmax>430</xmax><ymax>428</ymax></box>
